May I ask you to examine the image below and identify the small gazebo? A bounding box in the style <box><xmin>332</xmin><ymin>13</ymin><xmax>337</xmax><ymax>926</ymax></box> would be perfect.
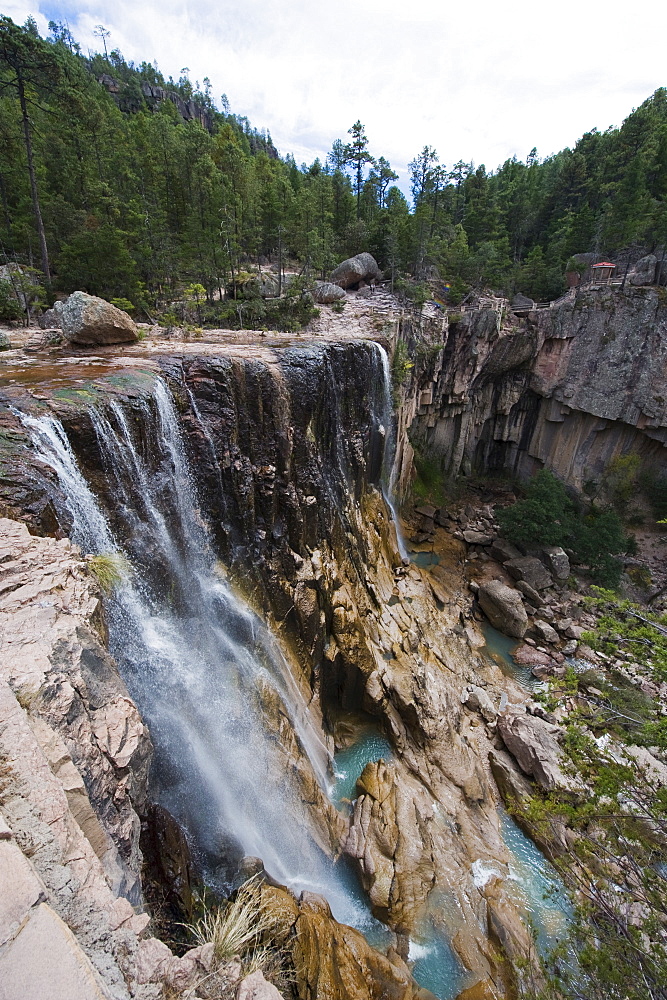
<box><xmin>590</xmin><ymin>262</ymin><xmax>616</xmax><ymax>285</ymax></box>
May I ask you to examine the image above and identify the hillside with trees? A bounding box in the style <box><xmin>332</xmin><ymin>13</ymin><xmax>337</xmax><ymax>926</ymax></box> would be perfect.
<box><xmin>1</xmin><ymin>14</ymin><xmax>666</xmax><ymax>320</ymax></box>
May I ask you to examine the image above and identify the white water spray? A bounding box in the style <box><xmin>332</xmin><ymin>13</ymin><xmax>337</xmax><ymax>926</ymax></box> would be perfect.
<box><xmin>373</xmin><ymin>343</ymin><xmax>409</xmax><ymax>559</ymax></box>
<box><xmin>19</xmin><ymin>382</ymin><xmax>373</xmax><ymax>928</ymax></box>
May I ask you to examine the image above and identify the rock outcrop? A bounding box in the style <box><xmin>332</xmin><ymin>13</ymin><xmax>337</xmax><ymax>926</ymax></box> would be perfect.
<box><xmin>314</xmin><ymin>282</ymin><xmax>346</xmax><ymax>303</ymax></box>
<box><xmin>330</xmin><ymin>253</ymin><xmax>381</xmax><ymax>290</ymax></box>
<box><xmin>629</xmin><ymin>254</ymin><xmax>657</xmax><ymax>286</ymax></box>
<box><xmin>496</xmin><ymin>709</ymin><xmax>566</xmax><ymax>791</ymax></box>
<box><xmin>0</xmin><ymin>519</ymin><xmax>160</xmax><ymax>998</ymax></box>
<box><xmin>54</xmin><ymin>292</ymin><xmax>138</xmax><ymax>346</ymax></box>
<box><xmin>261</xmin><ymin>884</ymin><xmax>425</xmax><ymax>1000</ymax></box>
<box><xmin>408</xmin><ymin>285</ymin><xmax>667</xmax><ymax>488</ymax></box>
<box><xmin>478</xmin><ymin>581</ymin><xmax>528</xmax><ymax>638</ymax></box>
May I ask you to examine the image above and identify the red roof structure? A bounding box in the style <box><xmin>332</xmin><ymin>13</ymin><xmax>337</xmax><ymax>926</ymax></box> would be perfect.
<box><xmin>592</xmin><ymin>262</ymin><xmax>616</xmax><ymax>268</ymax></box>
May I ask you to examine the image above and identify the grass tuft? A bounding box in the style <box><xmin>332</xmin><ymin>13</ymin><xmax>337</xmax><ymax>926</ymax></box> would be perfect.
<box><xmin>190</xmin><ymin>876</ymin><xmax>276</xmax><ymax>966</ymax></box>
<box><xmin>87</xmin><ymin>553</ymin><xmax>130</xmax><ymax>594</ymax></box>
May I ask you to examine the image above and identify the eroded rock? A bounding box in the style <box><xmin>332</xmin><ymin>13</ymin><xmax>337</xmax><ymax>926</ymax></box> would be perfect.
<box><xmin>478</xmin><ymin>581</ymin><xmax>529</xmax><ymax>638</ymax></box>
<box><xmin>497</xmin><ymin>709</ymin><xmax>566</xmax><ymax>790</ymax></box>
<box><xmin>260</xmin><ymin>883</ymin><xmax>419</xmax><ymax>1000</ymax></box>
<box><xmin>330</xmin><ymin>253</ymin><xmax>381</xmax><ymax>289</ymax></box>
<box><xmin>56</xmin><ymin>291</ymin><xmax>138</xmax><ymax>345</ymax></box>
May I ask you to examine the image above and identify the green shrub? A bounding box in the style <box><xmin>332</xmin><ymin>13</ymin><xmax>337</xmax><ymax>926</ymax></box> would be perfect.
<box><xmin>110</xmin><ymin>297</ymin><xmax>135</xmax><ymax>313</ymax></box>
<box><xmin>639</xmin><ymin>468</ymin><xmax>667</xmax><ymax>521</ymax></box>
<box><xmin>412</xmin><ymin>449</ymin><xmax>445</xmax><ymax>505</ymax></box>
<box><xmin>496</xmin><ymin>469</ymin><xmax>575</xmax><ymax>549</ymax></box>
<box><xmin>497</xmin><ymin>469</ymin><xmax>630</xmax><ymax>587</ymax></box>
<box><xmin>391</xmin><ymin>341</ymin><xmax>413</xmax><ymax>394</ymax></box>
<box><xmin>0</xmin><ymin>282</ymin><xmax>21</xmax><ymax>322</ymax></box>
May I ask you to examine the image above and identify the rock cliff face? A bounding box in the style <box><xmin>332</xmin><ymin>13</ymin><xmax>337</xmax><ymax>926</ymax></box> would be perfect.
<box><xmin>0</xmin><ymin>339</ymin><xmax>533</xmax><ymax>998</ymax></box>
<box><xmin>0</xmin><ymin>519</ymin><xmax>157</xmax><ymax>999</ymax></box>
<box><xmin>408</xmin><ymin>285</ymin><xmax>667</xmax><ymax>487</ymax></box>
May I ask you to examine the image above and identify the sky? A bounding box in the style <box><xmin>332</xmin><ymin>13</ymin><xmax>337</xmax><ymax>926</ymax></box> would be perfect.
<box><xmin>3</xmin><ymin>0</ymin><xmax>667</xmax><ymax>198</ymax></box>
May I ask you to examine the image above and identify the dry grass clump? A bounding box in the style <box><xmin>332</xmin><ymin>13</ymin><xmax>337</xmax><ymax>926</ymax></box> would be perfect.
<box><xmin>87</xmin><ymin>553</ymin><xmax>130</xmax><ymax>593</ymax></box>
<box><xmin>185</xmin><ymin>877</ymin><xmax>293</xmax><ymax>998</ymax></box>
<box><xmin>191</xmin><ymin>876</ymin><xmax>275</xmax><ymax>964</ymax></box>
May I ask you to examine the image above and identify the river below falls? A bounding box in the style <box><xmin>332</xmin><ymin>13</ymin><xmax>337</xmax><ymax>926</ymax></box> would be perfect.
<box><xmin>329</xmin><ymin>659</ymin><xmax>571</xmax><ymax>1000</ymax></box>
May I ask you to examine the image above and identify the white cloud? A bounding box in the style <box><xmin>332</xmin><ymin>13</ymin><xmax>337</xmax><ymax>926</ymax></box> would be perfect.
<box><xmin>6</xmin><ymin>0</ymin><xmax>667</xmax><ymax>195</ymax></box>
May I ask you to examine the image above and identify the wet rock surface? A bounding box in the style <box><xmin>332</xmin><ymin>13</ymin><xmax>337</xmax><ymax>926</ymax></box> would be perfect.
<box><xmin>0</xmin><ymin>335</ymin><xmax>565</xmax><ymax>999</ymax></box>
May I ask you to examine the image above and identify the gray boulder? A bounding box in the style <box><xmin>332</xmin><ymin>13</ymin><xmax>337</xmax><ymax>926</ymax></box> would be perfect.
<box><xmin>38</xmin><ymin>307</ymin><xmax>61</xmax><ymax>330</ymax></box>
<box><xmin>515</xmin><ymin>579</ymin><xmax>544</xmax><ymax>607</ymax></box>
<box><xmin>249</xmin><ymin>273</ymin><xmax>280</xmax><ymax>298</ymax></box>
<box><xmin>330</xmin><ymin>252</ymin><xmax>381</xmax><ymax>289</ymax></box>
<box><xmin>511</xmin><ymin>293</ymin><xmax>534</xmax><ymax>311</ymax></box>
<box><xmin>463</xmin><ymin>529</ymin><xmax>494</xmax><ymax>545</ymax></box>
<box><xmin>462</xmin><ymin>684</ymin><xmax>497</xmax><ymax>723</ymax></box>
<box><xmin>57</xmin><ymin>292</ymin><xmax>138</xmax><ymax>346</ymax></box>
<box><xmin>542</xmin><ymin>546</ymin><xmax>570</xmax><ymax>581</ymax></box>
<box><xmin>313</xmin><ymin>282</ymin><xmax>346</xmax><ymax>304</ymax></box>
<box><xmin>490</xmin><ymin>538</ymin><xmax>522</xmax><ymax>563</ymax></box>
<box><xmin>0</xmin><ymin>263</ymin><xmax>30</xmax><ymax>310</ymax></box>
<box><xmin>533</xmin><ymin>619</ymin><xmax>559</xmax><ymax>645</ymax></box>
<box><xmin>504</xmin><ymin>556</ymin><xmax>553</xmax><ymax>591</ymax></box>
<box><xmin>497</xmin><ymin>709</ymin><xmax>567</xmax><ymax>791</ymax></box>
<box><xmin>478</xmin><ymin>581</ymin><xmax>528</xmax><ymax>638</ymax></box>
<box><xmin>629</xmin><ymin>254</ymin><xmax>657</xmax><ymax>286</ymax></box>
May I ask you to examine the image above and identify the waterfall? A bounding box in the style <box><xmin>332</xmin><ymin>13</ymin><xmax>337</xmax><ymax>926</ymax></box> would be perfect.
<box><xmin>373</xmin><ymin>343</ymin><xmax>409</xmax><ymax>559</ymax></box>
<box><xmin>18</xmin><ymin>381</ymin><xmax>372</xmax><ymax>928</ymax></box>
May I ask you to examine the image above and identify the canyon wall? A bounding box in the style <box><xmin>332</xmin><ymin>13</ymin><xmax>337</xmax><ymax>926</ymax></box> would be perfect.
<box><xmin>0</xmin><ymin>339</ymin><xmax>533</xmax><ymax>999</ymax></box>
<box><xmin>408</xmin><ymin>285</ymin><xmax>667</xmax><ymax>487</ymax></box>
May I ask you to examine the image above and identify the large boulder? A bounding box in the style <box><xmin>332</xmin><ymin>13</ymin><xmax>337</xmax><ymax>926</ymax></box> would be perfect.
<box><xmin>541</xmin><ymin>546</ymin><xmax>570</xmax><ymax>581</ymax></box>
<box><xmin>629</xmin><ymin>254</ymin><xmax>657</xmax><ymax>286</ymax></box>
<box><xmin>477</xmin><ymin>581</ymin><xmax>528</xmax><ymax>638</ymax></box>
<box><xmin>237</xmin><ymin>272</ymin><xmax>279</xmax><ymax>298</ymax></box>
<box><xmin>532</xmin><ymin>619</ymin><xmax>559</xmax><ymax>645</ymax></box>
<box><xmin>510</xmin><ymin>293</ymin><xmax>534</xmax><ymax>312</ymax></box>
<box><xmin>313</xmin><ymin>282</ymin><xmax>346</xmax><ymax>304</ymax></box>
<box><xmin>504</xmin><ymin>556</ymin><xmax>553</xmax><ymax>591</ymax></box>
<box><xmin>497</xmin><ymin>710</ymin><xmax>566</xmax><ymax>791</ymax></box>
<box><xmin>490</xmin><ymin>538</ymin><xmax>522</xmax><ymax>564</ymax></box>
<box><xmin>56</xmin><ymin>292</ymin><xmax>138</xmax><ymax>346</ymax></box>
<box><xmin>38</xmin><ymin>306</ymin><xmax>61</xmax><ymax>330</ymax></box>
<box><xmin>330</xmin><ymin>252</ymin><xmax>381</xmax><ymax>290</ymax></box>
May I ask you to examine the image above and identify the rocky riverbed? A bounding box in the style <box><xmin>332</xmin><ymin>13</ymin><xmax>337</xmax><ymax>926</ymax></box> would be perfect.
<box><xmin>1</xmin><ymin>281</ymin><xmax>666</xmax><ymax>1000</ymax></box>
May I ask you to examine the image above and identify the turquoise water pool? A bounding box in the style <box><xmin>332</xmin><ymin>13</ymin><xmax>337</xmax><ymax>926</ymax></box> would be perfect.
<box><xmin>481</xmin><ymin>621</ymin><xmax>539</xmax><ymax>690</ymax></box>
<box><xmin>332</xmin><ymin>728</ymin><xmax>394</xmax><ymax>806</ymax></box>
<box><xmin>410</xmin><ymin>550</ymin><xmax>441</xmax><ymax>568</ymax></box>
<box><xmin>409</xmin><ymin>922</ymin><xmax>468</xmax><ymax>1000</ymax></box>
<box><xmin>500</xmin><ymin>810</ymin><xmax>572</xmax><ymax>954</ymax></box>
<box><xmin>331</xmin><ymin>726</ymin><xmax>467</xmax><ymax>999</ymax></box>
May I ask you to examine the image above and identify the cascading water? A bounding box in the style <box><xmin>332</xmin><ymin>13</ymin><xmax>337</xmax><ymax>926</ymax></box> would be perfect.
<box><xmin>18</xmin><ymin>380</ymin><xmax>373</xmax><ymax>928</ymax></box>
<box><xmin>373</xmin><ymin>343</ymin><xmax>409</xmax><ymax>559</ymax></box>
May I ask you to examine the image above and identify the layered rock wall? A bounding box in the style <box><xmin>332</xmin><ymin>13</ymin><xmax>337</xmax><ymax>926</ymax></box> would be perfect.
<box><xmin>408</xmin><ymin>286</ymin><xmax>667</xmax><ymax>487</ymax></box>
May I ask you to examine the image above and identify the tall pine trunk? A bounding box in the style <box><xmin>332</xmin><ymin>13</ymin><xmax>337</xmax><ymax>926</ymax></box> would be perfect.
<box><xmin>17</xmin><ymin>74</ymin><xmax>50</xmax><ymax>283</ymax></box>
